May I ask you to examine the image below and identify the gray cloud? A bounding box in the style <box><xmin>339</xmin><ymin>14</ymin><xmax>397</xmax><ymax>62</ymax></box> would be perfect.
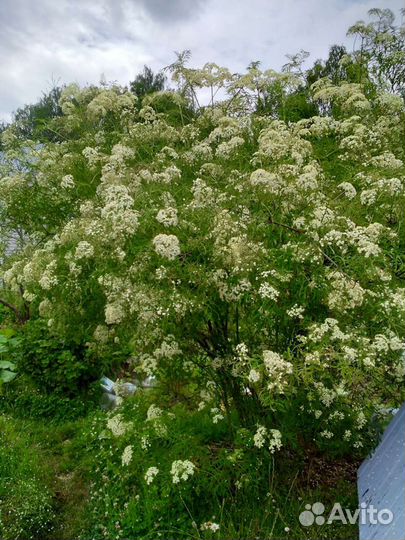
<box><xmin>0</xmin><ymin>0</ymin><xmax>403</xmax><ymax>122</ymax></box>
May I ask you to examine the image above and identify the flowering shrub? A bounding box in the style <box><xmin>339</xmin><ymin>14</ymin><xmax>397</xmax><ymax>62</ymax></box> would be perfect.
<box><xmin>80</xmin><ymin>395</ymin><xmax>297</xmax><ymax>539</ymax></box>
<box><xmin>0</xmin><ymin>62</ymin><xmax>404</xmax><ymax>453</ymax></box>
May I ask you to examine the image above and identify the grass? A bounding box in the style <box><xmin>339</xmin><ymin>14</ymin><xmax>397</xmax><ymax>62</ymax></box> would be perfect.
<box><xmin>0</xmin><ymin>389</ymin><xmax>361</xmax><ymax>540</ymax></box>
<box><xmin>0</xmin><ymin>414</ymin><xmax>92</xmax><ymax>539</ymax></box>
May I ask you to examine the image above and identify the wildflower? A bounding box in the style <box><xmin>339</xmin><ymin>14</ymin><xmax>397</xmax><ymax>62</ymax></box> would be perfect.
<box><xmin>248</xmin><ymin>369</ymin><xmax>260</xmax><ymax>383</ymax></box>
<box><xmin>216</xmin><ymin>136</ymin><xmax>244</xmax><ymax>159</ymax></box>
<box><xmin>268</xmin><ymin>429</ymin><xmax>282</xmax><ymax>453</ymax></box>
<box><xmin>105</xmin><ymin>303</ymin><xmax>125</xmax><ymax>325</ymax></box>
<box><xmin>74</xmin><ymin>241</ymin><xmax>94</xmax><ymax>259</ymax></box>
<box><xmin>338</xmin><ymin>182</ymin><xmax>356</xmax><ymax>199</ymax></box>
<box><xmin>262</xmin><ymin>350</ymin><xmax>293</xmax><ymax>391</ymax></box>
<box><xmin>201</xmin><ymin>521</ymin><xmax>220</xmax><ymax>532</ymax></box>
<box><xmin>144</xmin><ymin>466</ymin><xmax>159</xmax><ymax>485</ymax></box>
<box><xmin>153</xmin><ymin>234</ymin><xmax>181</xmax><ymax>260</ymax></box>
<box><xmin>146</xmin><ymin>404</ymin><xmax>163</xmax><ymax>421</ymax></box>
<box><xmin>250</xmin><ymin>169</ymin><xmax>281</xmax><ymax>193</ymax></box>
<box><xmin>253</xmin><ymin>425</ymin><xmax>267</xmax><ymax>449</ymax></box>
<box><xmin>61</xmin><ymin>174</ymin><xmax>75</xmax><ymax>189</ymax></box>
<box><xmin>122</xmin><ymin>445</ymin><xmax>133</xmax><ymax>466</ymax></box>
<box><xmin>107</xmin><ymin>414</ymin><xmax>131</xmax><ymax>437</ymax></box>
<box><xmin>258</xmin><ymin>283</ymin><xmax>279</xmax><ymax>301</ymax></box>
<box><xmin>327</xmin><ymin>272</ymin><xmax>364</xmax><ymax>311</ymax></box>
<box><xmin>211</xmin><ymin>407</ymin><xmax>224</xmax><ymax>424</ymax></box>
<box><xmin>39</xmin><ymin>261</ymin><xmax>58</xmax><ymax>290</ymax></box>
<box><xmin>141</xmin><ymin>436</ymin><xmax>150</xmax><ymax>450</ymax></box>
<box><xmin>286</xmin><ymin>304</ymin><xmax>304</xmax><ymax>319</ymax></box>
<box><xmin>170</xmin><ymin>460</ymin><xmax>195</xmax><ymax>484</ymax></box>
<box><xmin>156</xmin><ymin>207</ymin><xmax>178</xmax><ymax>227</ymax></box>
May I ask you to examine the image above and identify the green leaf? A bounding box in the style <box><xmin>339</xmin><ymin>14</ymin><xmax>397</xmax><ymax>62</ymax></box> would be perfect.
<box><xmin>0</xmin><ymin>329</ymin><xmax>16</xmax><ymax>339</ymax></box>
<box><xmin>0</xmin><ymin>360</ymin><xmax>16</xmax><ymax>370</ymax></box>
<box><xmin>0</xmin><ymin>370</ymin><xmax>17</xmax><ymax>383</ymax></box>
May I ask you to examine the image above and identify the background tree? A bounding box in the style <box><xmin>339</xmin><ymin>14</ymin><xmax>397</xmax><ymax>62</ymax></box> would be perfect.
<box><xmin>12</xmin><ymin>86</ymin><xmax>64</xmax><ymax>142</ymax></box>
<box><xmin>347</xmin><ymin>8</ymin><xmax>405</xmax><ymax>94</ymax></box>
<box><xmin>130</xmin><ymin>65</ymin><xmax>166</xmax><ymax>99</ymax></box>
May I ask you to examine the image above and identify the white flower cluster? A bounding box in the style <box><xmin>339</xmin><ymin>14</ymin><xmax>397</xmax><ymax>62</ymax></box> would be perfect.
<box><xmin>286</xmin><ymin>304</ymin><xmax>305</xmax><ymax>319</ymax></box>
<box><xmin>74</xmin><ymin>241</ymin><xmax>94</xmax><ymax>259</ymax></box>
<box><xmin>146</xmin><ymin>404</ymin><xmax>163</xmax><ymax>421</ymax></box>
<box><xmin>190</xmin><ymin>178</ymin><xmax>216</xmax><ymax>208</ymax></box>
<box><xmin>253</xmin><ymin>425</ymin><xmax>282</xmax><ymax>453</ymax></box>
<box><xmin>210</xmin><ymin>407</ymin><xmax>224</xmax><ymax>424</ymax></box>
<box><xmin>337</xmin><ymin>181</ymin><xmax>357</xmax><ymax>199</ymax></box>
<box><xmin>144</xmin><ymin>466</ymin><xmax>159</xmax><ymax>485</ymax></box>
<box><xmin>100</xmin><ymin>184</ymin><xmax>140</xmax><ymax>240</ymax></box>
<box><xmin>327</xmin><ymin>272</ymin><xmax>365</xmax><ymax>311</ymax></box>
<box><xmin>250</xmin><ymin>168</ymin><xmax>282</xmax><ymax>193</ymax></box>
<box><xmin>105</xmin><ymin>303</ymin><xmax>125</xmax><ymax>325</ymax></box>
<box><xmin>170</xmin><ymin>460</ymin><xmax>195</xmax><ymax>484</ymax></box>
<box><xmin>87</xmin><ymin>89</ymin><xmax>136</xmax><ymax>120</ymax></box>
<box><xmin>262</xmin><ymin>350</ymin><xmax>293</xmax><ymax>392</ymax></box>
<box><xmin>61</xmin><ymin>174</ymin><xmax>75</xmax><ymax>189</ymax></box>
<box><xmin>122</xmin><ymin>445</ymin><xmax>133</xmax><ymax>466</ymax></box>
<box><xmin>258</xmin><ymin>283</ymin><xmax>279</xmax><ymax>301</ymax></box>
<box><xmin>216</xmin><ymin>136</ymin><xmax>245</xmax><ymax>159</ymax></box>
<box><xmin>156</xmin><ymin>207</ymin><xmax>178</xmax><ymax>227</ymax></box>
<box><xmin>200</xmin><ymin>521</ymin><xmax>220</xmax><ymax>532</ymax></box>
<box><xmin>154</xmin><ymin>336</ymin><xmax>182</xmax><ymax>359</ymax></box>
<box><xmin>39</xmin><ymin>261</ymin><xmax>58</xmax><ymax>290</ymax></box>
<box><xmin>153</xmin><ymin>234</ymin><xmax>181</xmax><ymax>260</ymax></box>
<box><xmin>82</xmin><ymin>146</ymin><xmax>101</xmax><ymax>168</ymax></box>
<box><xmin>248</xmin><ymin>369</ymin><xmax>260</xmax><ymax>383</ymax></box>
<box><xmin>253</xmin><ymin>425</ymin><xmax>267</xmax><ymax>448</ymax></box>
<box><xmin>107</xmin><ymin>414</ymin><xmax>132</xmax><ymax>437</ymax></box>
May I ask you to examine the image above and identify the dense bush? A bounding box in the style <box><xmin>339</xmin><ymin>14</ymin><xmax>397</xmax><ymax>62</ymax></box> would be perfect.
<box><xmin>0</xmin><ymin>63</ymin><xmax>404</xmax><ymax>454</ymax></box>
<box><xmin>16</xmin><ymin>320</ymin><xmax>105</xmax><ymax>394</ymax></box>
<box><xmin>78</xmin><ymin>392</ymin><xmax>359</xmax><ymax>539</ymax></box>
<box><xmin>0</xmin><ymin>8</ymin><xmax>404</xmax><ymax>540</ymax></box>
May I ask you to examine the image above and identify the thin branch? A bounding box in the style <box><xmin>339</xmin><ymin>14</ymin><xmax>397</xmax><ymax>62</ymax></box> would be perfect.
<box><xmin>268</xmin><ymin>216</ymin><xmax>305</xmax><ymax>234</ymax></box>
<box><xmin>0</xmin><ymin>298</ymin><xmax>22</xmax><ymax>320</ymax></box>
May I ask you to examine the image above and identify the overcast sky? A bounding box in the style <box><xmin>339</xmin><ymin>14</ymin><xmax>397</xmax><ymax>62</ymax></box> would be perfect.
<box><xmin>0</xmin><ymin>0</ymin><xmax>403</xmax><ymax>122</ymax></box>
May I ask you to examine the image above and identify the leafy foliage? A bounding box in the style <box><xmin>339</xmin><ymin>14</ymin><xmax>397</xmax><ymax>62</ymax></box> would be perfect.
<box><xmin>80</xmin><ymin>394</ymin><xmax>359</xmax><ymax>539</ymax></box>
<box><xmin>0</xmin><ymin>329</ymin><xmax>20</xmax><ymax>384</ymax></box>
<box><xmin>0</xmin><ymin>46</ymin><xmax>404</xmax><ymax>452</ymax></box>
<box><xmin>130</xmin><ymin>65</ymin><xmax>166</xmax><ymax>99</ymax></box>
<box><xmin>0</xmin><ymin>8</ymin><xmax>404</xmax><ymax>539</ymax></box>
<box><xmin>15</xmin><ymin>320</ymin><xmax>119</xmax><ymax>394</ymax></box>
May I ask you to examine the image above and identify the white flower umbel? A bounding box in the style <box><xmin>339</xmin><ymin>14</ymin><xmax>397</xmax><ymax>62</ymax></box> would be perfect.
<box><xmin>107</xmin><ymin>414</ymin><xmax>132</xmax><ymax>437</ymax></box>
<box><xmin>258</xmin><ymin>283</ymin><xmax>279</xmax><ymax>301</ymax></box>
<box><xmin>254</xmin><ymin>426</ymin><xmax>282</xmax><ymax>453</ymax></box>
<box><xmin>156</xmin><ymin>207</ymin><xmax>178</xmax><ymax>227</ymax></box>
<box><xmin>144</xmin><ymin>466</ymin><xmax>159</xmax><ymax>485</ymax></box>
<box><xmin>248</xmin><ymin>369</ymin><xmax>260</xmax><ymax>383</ymax></box>
<box><xmin>253</xmin><ymin>425</ymin><xmax>267</xmax><ymax>448</ymax></box>
<box><xmin>122</xmin><ymin>445</ymin><xmax>133</xmax><ymax>466</ymax></box>
<box><xmin>201</xmin><ymin>521</ymin><xmax>220</xmax><ymax>532</ymax></box>
<box><xmin>268</xmin><ymin>429</ymin><xmax>282</xmax><ymax>453</ymax></box>
<box><xmin>146</xmin><ymin>404</ymin><xmax>163</xmax><ymax>421</ymax></box>
<box><xmin>262</xmin><ymin>350</ymin><xmax>293</xmax><ymax>392</ymax></box>
<box><xmin>153</xmin><ymin>234</ymin><xmax>181</xmax><ymax>260</ymax></box>
<box><xmin>170</xmin><ymin>460</ymin><xmax>195</xmax><ymax>484</ymax></box>
<box><xmin>74</xmin><ymin>241</ymin><xmax>94</xmax><ymax>259</ymax></box>
<box><xmin>61</xmin><ymin>174</ymin><xmax>75</xmax><ymax>189</ymax></box>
